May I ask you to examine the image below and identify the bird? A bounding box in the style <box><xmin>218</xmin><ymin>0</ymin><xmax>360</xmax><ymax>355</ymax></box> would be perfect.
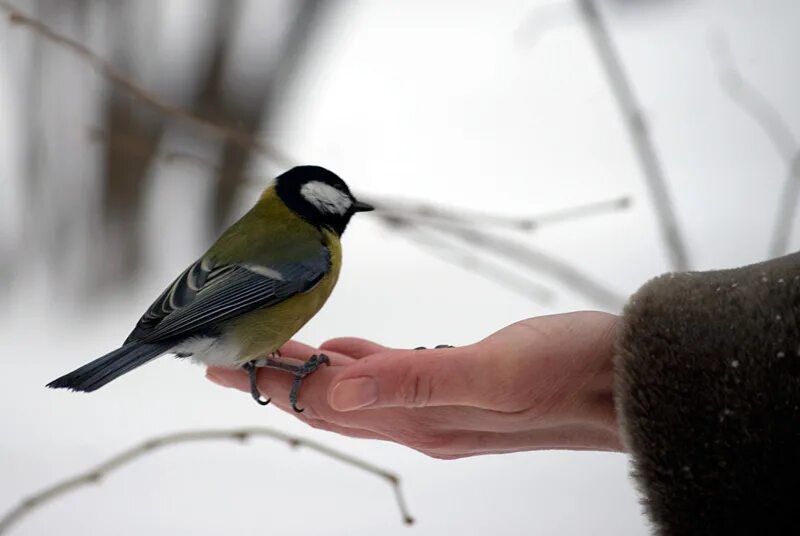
<box><xmin>47</xmin><ymin>165</ymin><xmax>374</xmax><ymax>411</ymax></box>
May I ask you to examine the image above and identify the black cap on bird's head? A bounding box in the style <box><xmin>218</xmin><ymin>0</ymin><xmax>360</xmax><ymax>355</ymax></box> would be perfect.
<box><xmin>274</xmin><ymin>165</ymin><xmax>374</xmax><ymax>235</ymax></box>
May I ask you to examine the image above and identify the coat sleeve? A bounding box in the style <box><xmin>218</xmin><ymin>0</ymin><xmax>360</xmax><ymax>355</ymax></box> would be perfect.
<box><xmin>614</xmin><ymin>252</ymin><xmax>800</xmax><ymax>535</ymax></box>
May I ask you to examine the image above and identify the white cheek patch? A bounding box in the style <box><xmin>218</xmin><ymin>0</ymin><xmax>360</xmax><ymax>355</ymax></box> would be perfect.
<box><xmin>300</xmin><ymin>181</ymin><xmax>352</xmax><ymax>215</ymax></box>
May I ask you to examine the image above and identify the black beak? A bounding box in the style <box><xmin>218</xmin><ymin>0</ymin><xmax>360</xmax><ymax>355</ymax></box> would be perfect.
<box><xmin>353</xmin><ymin>200</ymin><xmax>375</xmax><ymax>213</ymax></box>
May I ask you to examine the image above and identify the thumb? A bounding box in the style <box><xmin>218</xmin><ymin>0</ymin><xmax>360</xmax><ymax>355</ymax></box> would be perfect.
<box><xmin>327</xmin><ymin>345</ymin><xmax>498</xmax><ymax>411</ymax></box>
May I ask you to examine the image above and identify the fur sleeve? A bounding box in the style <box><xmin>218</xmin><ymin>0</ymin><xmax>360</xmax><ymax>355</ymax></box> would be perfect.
<box><xmin>615</xmin><ymin>252</ymin><xmax>800</xmax><ymax>535</ymax></box>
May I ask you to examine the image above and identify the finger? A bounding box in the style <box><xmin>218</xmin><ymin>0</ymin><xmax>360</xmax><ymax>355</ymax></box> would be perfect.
<box><xmin>206</xmin><ymin>357</ymin><xmax>347</xmax><ymax>398</ymax></box>
<box><xmin>407</xmin><ymin>425</ymin><xmax>624</xmax><ymax>458</ymax></box>
<box><xmin>247</xmin><ymin>367</ymin><xmax>464</xmax><ymax>442</ymax></box>
<box><xmin>206</xmin><ymin>367</ymin><xmax>248</xmax><ymax>389</ymax></box>
<box><xmin>278</xmin><ymin>340</ymin><xmax>320</xmax><ymax>358</ymax></box>
<box><xmin>275</xmin><ymin>341</ymin><xmax>355</xmax><ymax>367</ymax></box>
<box><xmin>303</xmin><ymin>417</ymin><xmax>393</xmax><ymax>442</ymax></box>
<box><xmin>325</xmin><ymin>345</ymin><xmax>506</xmax><ymax>411</ymax></box>
<box><xmin>319</xmin><ymin>337</ymin><xmax>389</xmax><ymax>358</ymax></box>
<box><xmin>227</xmin><ymin>365</ymin><xmax>622</xmax><ymax>454</ymax></box>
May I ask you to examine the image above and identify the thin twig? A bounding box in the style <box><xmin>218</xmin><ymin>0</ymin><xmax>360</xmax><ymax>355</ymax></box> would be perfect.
<box><xmin>395</xmin><ymin>220</ymin><xmax>555</xmax><ymax>304</ymax></box>
<box><xmin>370</xmin><ymin>195</ymin><xmax>630</xmax><ymax>233</ymax></box>
<box><xmin>5</xmin><ymin>0</ymin><xmax>625</xmax><ymax>302</ymax></box>
<box><xmin>770</xmin><ymin>153</ymin><xmax>800</xmax><ymax>256</ymax></box>
<box><xmin>381</xmin><ymin>215</ymin><xmax>625</xmax><ymax>310</ymax></box>
<box><xmin>521</xmin><ymin>195</ymin><xmax>631</xmax><ymax>227</ymax></box>
<box><xmin>710</xmin><ymin>32</ymin><xmax>797</xmax><ymax>161</ymax></box>
<box><xmin>0</xmin><ymin>0</ymin><xmax>296</xmax><ymax>168</ymax></box>
<box><xmin>513</xmin><ymin>0</ymin><xmax>574</xmax><ymax>47</ymax></box>
<box><xmin>444</xmin><ymin>225</ymin><xmax>625</xmax><ymax>309</ymax></box>
<box><xmin>709</xmin><ymin>32</ymin><xmax>800</xmax><ymax>256</ymax></box>
<box><xmin>89</xmin><ymin>126</ymin><xmax>630</xmax><ymax>234</ymax></box>
<box><xmin>577</xmin><ymin>0</ymin><xmax>689</xmax><ymax>271</ymax></box>
<box><xmin>87</xmin><ymin>127</ymin><xmax>266</xmax><ymax>186</ymax></box>
<box><xmin>0</xmin><ymin>428</ymin><xmax>414</xmax><ymax>534</ymax></box>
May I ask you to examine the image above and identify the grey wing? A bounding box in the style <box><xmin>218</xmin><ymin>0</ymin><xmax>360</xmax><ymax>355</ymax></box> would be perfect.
<box><xmin>125</xmin><ymin>249</ymin><xmax>330</xmax><ymax>345</ymax></box>
<box><xmin>125</xmin><ymin>258</ymin><xmax>230</xmax><ymax>343</ymax></box>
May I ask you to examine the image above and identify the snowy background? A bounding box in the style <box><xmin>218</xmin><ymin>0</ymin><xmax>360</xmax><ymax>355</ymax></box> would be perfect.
<box><xmin>1</xmin><ymin>0</ymin><xmax>799</xmax><ymax>534</ymax></box>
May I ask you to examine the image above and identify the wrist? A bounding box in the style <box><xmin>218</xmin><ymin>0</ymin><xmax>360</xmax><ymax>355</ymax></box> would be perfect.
<box><xmin>508</xmin><ymin>312</ymin><xmax>623</xmax><ymax>452</ymax></box>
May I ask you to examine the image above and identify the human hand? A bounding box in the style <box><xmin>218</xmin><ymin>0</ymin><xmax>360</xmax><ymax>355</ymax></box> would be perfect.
<box><xmin>206</xmin><ymin>311</ymin><xmax>623</xmax><ymax>459</ymax></box>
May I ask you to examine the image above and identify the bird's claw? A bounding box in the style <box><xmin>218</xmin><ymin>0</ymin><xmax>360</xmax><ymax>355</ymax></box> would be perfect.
<box><xmin>289</xmin><ymin>353</ymin><xmax>329</xmax><ymax>413</ymax></box>
<box><xmin>243</xmin><ymin>360</ymin><xmax>271</xmax><ymax>406</ymax></box>
<box><xmin>250</xmin><ymin>353</ymin><xmax>329</xmax><ymax>412</ymax></box>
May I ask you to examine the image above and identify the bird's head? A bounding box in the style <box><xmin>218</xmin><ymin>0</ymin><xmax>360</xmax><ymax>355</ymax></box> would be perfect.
<box><xmin>274</xmin><ymin>166</ymin><xmax>374</xmax><ymax>235</ymax></box>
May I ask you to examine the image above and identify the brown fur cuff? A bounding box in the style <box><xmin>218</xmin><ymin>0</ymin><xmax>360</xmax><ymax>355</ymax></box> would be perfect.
<box><xmin>615</xmin><ymin>253</ymin><xmax>800</xmax><ymax>535</ymax></box>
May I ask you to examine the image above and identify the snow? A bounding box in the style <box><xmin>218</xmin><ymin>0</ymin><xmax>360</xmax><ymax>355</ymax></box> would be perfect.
<box><xmin>2</xmin><ymin>0</ymin><xmax>799</xmax><ymax>534</ymax></box>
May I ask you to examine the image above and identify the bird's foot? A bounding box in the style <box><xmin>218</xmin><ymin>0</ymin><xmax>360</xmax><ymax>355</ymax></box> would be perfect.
<box><xmin>289</xmin><ymin>354</ymin><xmax>330</xmax><ymax>413</ymax></box>
<box><xmin>243</xmin><ymin>360</ymin><xmax>270</xmax><ymax>406</ymax></box>
<box><xmin>253</xmin><ymin>353</ymin><xmax>330</xmax><ymax>412</ymax></box>
<box><xmin>413</xmin><ymin>344</ymin><xmax>454</xmax><ymax>350</ymax></box>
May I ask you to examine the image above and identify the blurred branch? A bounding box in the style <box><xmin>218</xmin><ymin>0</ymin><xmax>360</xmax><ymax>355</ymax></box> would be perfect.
<box><xmin>88</xmin><ymin>128</ymin><xmax>259</xmax><ymax>182</ymax></box>
<box><xmin>710</xmin><ymin>33</ymin><xmax>797</xmax><ymax>161</ymax></box>
<box><xmin>577</xmin><ymin>0</ymin><xmax>689</xmax><ymax>271</ymax></box>
<box><xmin>90</xmin><ymin>126</ymin><xmax>631</xmax><ymax>236</ymax></box>
<box><xmin>4</xmin><ymin>0</ymin><xmax>627</xmax><ymax>303</ymax></box>
<box><xmin>396</xmin><ymin>221</ymin><xmax>555</xmax><ymax>304</ymax></box>
<box><xmin>0</xmin><ymin>0</ymin><xmax>295</xmax><ymax>168</ymax></box>
<box><xmin>444</xmin><ymin>226</ymin><xmax>625</xmax><ymax>309</ymax></box>
<box><xmin>710</xmin><ymin>32</ymin><xmax>800</xmax><ymax>257</ymax></box>
<box><xmin>368</xmin><ymin>195</ymin><xmax>630</xmax><ymax>232</ymax></box>
<box><xmin>513</xmin><ymin>0</ymin><xmax>573</xmax><ymax>47</ymax></box>
<box><xmin>380</xmin><ymin>214</ymin><xmax>625</xmax><ymax>310</ymax></box>
<box><xmin>0</xmin><ymin>427</ymin><xmax>413</xmax><ymax>535</ymax></box>
<box><xmin>772</xmin><ymin>155</ymin><xmax>800</xmax><ymax>257</ymax></box>
<box><xmin>192</xmin><ymin>0</ymin><xmax>326</xmax><ymax>232</ymax></box>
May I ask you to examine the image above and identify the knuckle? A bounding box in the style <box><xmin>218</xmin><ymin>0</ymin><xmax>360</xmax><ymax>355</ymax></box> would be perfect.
<box><xmin>396</xmin><ymin>365</ymin><xmax>432</xmax><ymax>408</ymax></box>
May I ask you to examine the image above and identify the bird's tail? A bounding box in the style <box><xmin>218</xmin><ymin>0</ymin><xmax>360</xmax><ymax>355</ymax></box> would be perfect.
<box><xmin>47</xmin><ymin>342</ymin><xmax>170</xmax><ymax>392</ymax></box>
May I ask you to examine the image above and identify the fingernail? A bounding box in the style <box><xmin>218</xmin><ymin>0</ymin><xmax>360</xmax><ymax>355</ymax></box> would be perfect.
<box><xmin>206</xmin><ymin>369</ymin><xmax>231</xmax><ymax>387</ymax></box>
<box><xmin>330</xmin><ymin>377</ymin><xmax>378</xmax><ymax>411</ymax></box>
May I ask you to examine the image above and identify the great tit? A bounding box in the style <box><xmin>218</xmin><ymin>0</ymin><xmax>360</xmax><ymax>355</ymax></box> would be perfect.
<box><xmin>48</xmin><ymin>165</ymin><xmax>374</xmax><ymax>411</ymax></box>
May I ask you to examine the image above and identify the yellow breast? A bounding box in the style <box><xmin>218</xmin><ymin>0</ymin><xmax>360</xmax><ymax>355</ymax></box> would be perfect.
<box><xmin>228</xmin><ymin>228</ymin><xmax>342</xmax><ymax>362</ymax></box>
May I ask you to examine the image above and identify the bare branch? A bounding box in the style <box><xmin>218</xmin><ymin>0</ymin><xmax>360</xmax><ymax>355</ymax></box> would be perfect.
<box><xmin>87</xmin><ymin>128</ymin><xmax>264</xmax><ymax>185</ymax></box>
<box><xmin>577</xmin><ymin>0</ymin><xmax>689</xmax><ymax>271</ymax></box>
<box><xmin>89</xmin><ymin>126</ymin><xmax>630</xmax><ymax>235</ymax></box>
<box><xmin>770</xmin><ymin>153</ymin><xmax>800</xmax><ymax>256</ymax></box>
<box><xmin>4</xmin><ymin>1</ymin><xmax>628</xmax><ymax>303</ymax></box>
<box><xmin>0</xmin><ymin>1</ymin><xmax>296</xmax><ymax>168</ymax></box>
<box><xmin>523</xmin><ymin>195</ymin><xmax>631</xmax><ymax>228</ymax></box>
<box><xmin>391</xmin><ymin>220</ymin><xmax>555</xmax><ymax>304</ymax></box>
<box><xmin>0</xmin><ymin>428</ymin><xmax>414</xmax><ymax>534</ymax></box>
<box><xmin>368</xmin><ymin>195</ymin><xmax>630</xmax><ymax>233</ymax></box>
<box><xmin>514</xmin><ymin>0</ymin><xmax>574</xmax><ymax>47</ymax></box>
<box><xmin>710</xmin><ymin>32</ymin><xmax>797</xmax><ymax>161</ymax></box>
<box><xmin>381</xmin><ymin>215</ymin><xmax>625</xmax><ymax>310</ymax></box>
<box><xmin>709</xmin><ymin>32</ymin><xmax>800</xmax><ymax>256</ymax></box>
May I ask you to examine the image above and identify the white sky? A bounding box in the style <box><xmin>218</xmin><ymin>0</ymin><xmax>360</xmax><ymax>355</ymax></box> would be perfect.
<box><xmin>2</xmin><ymin>0</ymin><xmax>799</xmax><ymax>534</ymax></box>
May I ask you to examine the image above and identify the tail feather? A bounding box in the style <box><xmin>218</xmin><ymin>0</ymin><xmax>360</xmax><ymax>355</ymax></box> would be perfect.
<box><xmin>47</xmin><ymin>342</ymin><xmax>170</xmax><ymax>392</ymax></box>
